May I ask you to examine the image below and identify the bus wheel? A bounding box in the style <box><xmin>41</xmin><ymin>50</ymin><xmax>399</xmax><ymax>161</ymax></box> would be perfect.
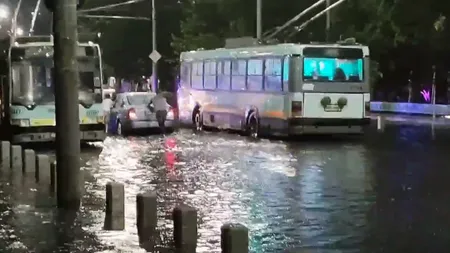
<box><xmin>194</xmin><ymin>111</ymin><xmax>203</xmax><ymax>131</ymax></box>
<box><xmin>248</xmin><ymin>115</ymin><xmax>259</xmax><ymax>138</ymax></box>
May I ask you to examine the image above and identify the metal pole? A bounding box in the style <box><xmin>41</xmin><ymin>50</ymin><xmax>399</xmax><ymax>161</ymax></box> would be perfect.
<box><xmin>53</xmin><ymin>0</ymin><xmax>82</xmax><ymax>209</ymax></box>
<box><xmin>79</xmin><ymin>0</ymin><xmax>145</xmax><ymax>13</ymax></box>
<box><xmin>264</xmin><ymin>0</ymin><xmax>325</xmax><ymax>40</ymax></box>
<box><xmin>432</xmin><ymin>65</ymin><xmax>436</xmax><ymax>119</ymax></box>
<box><xmin>29</xmin><ymin>0</ymin><xmax>42</xmax><ymax>35</ymax></box>
<box><xmin>408</xmin><ymin>70</ymin><xmax>413</xmax><ymax>103</ymax></box>
<box><xmin>151</xmin><ymin>0</ymin><xmax>157</xmax><ymax>92</ymax></box>
<box><xmin>256</xmin><ymin>0</ymin><xmax>262</xmax><ymax>40</ymax></box>
<box><xmin>10</xmin><ymin>0</ymin><xmax>22</xmax><ymax>43</ymax></box>
<box><xmin>325</xmin><ymin>0</ymin><xmax>330</xmax><ymax>41</ymax></box>
<box><xmin>286</xmin><ymin>0</ymin><xmax>347</xmax><ymax>39</ymax></box>
<box><xmin>78</xmin><ymin>14</ymin><xmax>150</xmax><ymax>21</ymax></box>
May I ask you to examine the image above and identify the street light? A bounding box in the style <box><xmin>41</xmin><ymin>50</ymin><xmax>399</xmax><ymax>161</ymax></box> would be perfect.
<box><xmin>16</xmin><ymin>27</ymin><xmax>23</xmax><ymax>36</ymax></box>
<box><xmin>0</xmin><ymin>4</ymin><xmax>9</xmax><ymax>20</ymax></box>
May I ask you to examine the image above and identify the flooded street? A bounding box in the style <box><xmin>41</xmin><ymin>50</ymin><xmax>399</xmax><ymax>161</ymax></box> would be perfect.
<box><xmin>1</xmin><ymin>118</ymin><xmax>450</xmax><ymax>252</ymax></box>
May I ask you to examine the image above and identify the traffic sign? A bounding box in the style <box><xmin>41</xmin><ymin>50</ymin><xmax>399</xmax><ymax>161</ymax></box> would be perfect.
<box><xmin>149</xmin><ymin>50</ymin><xmax>161</xmax><ymax>63</ymax></box>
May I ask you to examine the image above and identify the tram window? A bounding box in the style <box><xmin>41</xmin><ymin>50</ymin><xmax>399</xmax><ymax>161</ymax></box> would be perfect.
<box><xmin>192</xmin><ymin>62</ymin><xmax>203</xmax><ymax>89</ymax></box>
<box><xmin>247</xmin><ymin>59</ymin><xmax>263</xmax><ymax>91</ymax></box>
<box><xmin>264</xmin><ymin>58</ymin><xmax>282</xmax><ymax>91</ymax></box>
<box><xmin>231</xmin><ymin>60</ymin><xmax>246</xmax><ymax>91</ymax></box>
<box><xmin>217</xmin><ymin>60</ymin><xmax>231</xmax><ymax>90</ymax></box>
<box><xmin>204</xmin><ymin>61</ymin><xmax>216</xmax><ymax>90</ymax></box>
<box><xmin>282</xmin><ymin>57</ymin><xmax>289</xmax><ymax>91</ymax></box>
<box><xmin>180</xmin><ymin>62</ymin><xmax>191</xmax><ymax>88</ymax></box>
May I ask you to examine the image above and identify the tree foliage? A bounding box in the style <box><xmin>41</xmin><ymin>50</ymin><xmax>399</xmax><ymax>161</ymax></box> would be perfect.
<box><xmin>172</xmin><ymin>0</ymin><xmax>450</xmax><ymax>97</ymax></box>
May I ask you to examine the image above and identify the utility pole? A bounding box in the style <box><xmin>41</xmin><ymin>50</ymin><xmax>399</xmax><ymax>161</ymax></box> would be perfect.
<box><xmin>151</xmin><ymin>0</ymin><xmax>158</xmax><ymax>92</ymax></box>
<box><xmin>53</xmin><ymin>0</ymin><xmax>82</xmax><ymax>209</ymax></box>
<box><xmin>431</xmin><ymin>65</ymin><xmax>436</xmax><ymax>119</ymax></box>
<box><xmin>256</xmin><ymin>0</ymin><xmax>262</xmax><ymax>40</ymax></box>
<box><xmin>325</xmin><ymin>0</ymin><xmax>331</xmax><ymax>41</ymax></box>
<box><xmin>29</xmin><ymin>0</ymin><xmax>42</xmax><ymax>35</ymax></box>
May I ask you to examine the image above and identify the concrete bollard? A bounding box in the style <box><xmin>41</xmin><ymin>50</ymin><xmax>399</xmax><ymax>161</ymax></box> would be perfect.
<box><xmin>50</xmin><ymin>161</ymin><xmax>57</xmax><ymax>193</ymax></box>
<box><xmin>35</xmin><ymin>154</ymin><xmax>51</xmax><ymax>183</ymax></box>
<box><xmin>22</xmin><ymin>149</ymin><xmax>36</xmax><ymax>174</ymax></box>
<box><xmin>104</xmin><ymin>182</ymin><xmax>125</xmax><ymax>230</ymax></box>
<box><xmin>173</xmin><ymin>204</ymin><xmax>197</xmax><ymax>252</ymax></box>
<box><xmin>0</xmin><ymin>141</ymin><xmax>10</xmax><ymax>169</ymax></box>
<box><xmin>10</xmin><ymin>145</ymin><xmax>22</xmax><ymax>170</ymax></box>
<box><xmin>221</xmin><ymin>223</ymin><xmax>249</xmax><ymax>253</ymax></box>
<box><xmin>136</xmin><ymin>192</ymin><xmax>157</xmax><ymax>249</ymax></box>
<box><xmin>377</xmin><ymin>116</ymin><xmax>385</xmax><ymax>131</ymax></box>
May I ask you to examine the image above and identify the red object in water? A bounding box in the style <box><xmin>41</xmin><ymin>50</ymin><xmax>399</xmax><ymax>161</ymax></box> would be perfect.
<box><xmin>127</xmin><ymin>108</ymin><xmax>137</xmax><ymax>120</ymax></box>
<box><xmin>164</xmin><ymin>138</ymin><xmax>177</xmax><ymax>171</ymax></box>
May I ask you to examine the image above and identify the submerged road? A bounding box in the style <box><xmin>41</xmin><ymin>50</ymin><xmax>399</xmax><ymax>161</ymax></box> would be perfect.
<box><xmin>1</xmin><ymin>117</ymin><xmax>450</xmax><ymax>252</ymax></box>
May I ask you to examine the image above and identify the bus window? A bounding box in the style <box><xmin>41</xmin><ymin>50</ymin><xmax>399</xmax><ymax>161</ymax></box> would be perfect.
<box><xmin>264</xmin><ymin>58</ymin><xmax>282</xmax><ymax>91</ymax></box>
<box><xmin>180</xmin><ymin>62</ymin><xmax>191</xmax><ymax>88</ymax></box>
<box><xmin>217</xmin><ymin>61</ymin><xmax>231</xmax><ymax>90</ymax></box>
<box><xmin>192</xmin><ymin>62</ymin><xmax>203</xmax><ymax>89</ymax></box>
<box><xmin>231</xmin><ymin>60</ymin><xmax>246</xmax><ymax>91</ymax></box>
<box><xmin>204</xmin><ymin>61</ymin><xmax>216</xmax><ymax>90</ymax></box>
<box><xmin>283</xmin><ymin>56</ymin><xmax>289</xmax><ymax>91</ymax></box>
<box><xmin>247</xmin><ymin>59</ymin><xmax>263</xmax><ymax>91</ymax></box>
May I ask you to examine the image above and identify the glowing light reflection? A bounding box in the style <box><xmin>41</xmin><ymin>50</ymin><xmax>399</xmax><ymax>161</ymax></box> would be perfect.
<box><xmin>421</xmin><ymin>89</ymin><xmax>431</xmax><ymax>102</ymax></box>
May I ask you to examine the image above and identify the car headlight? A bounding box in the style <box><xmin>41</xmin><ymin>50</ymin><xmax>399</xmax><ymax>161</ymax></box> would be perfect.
<box><xmin>11</xmin><ymin>119</ymin><xmax>30</xmax><ymax>127</ymax></box>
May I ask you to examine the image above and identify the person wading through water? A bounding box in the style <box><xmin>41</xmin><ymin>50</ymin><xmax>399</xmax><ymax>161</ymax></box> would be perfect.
<box><xmin>102</xmin><ymin>94</ymin><xmax>113</xmax><ymax>133</ymax></box>
<box><xmin>149</xmin><ymin>91</ymin><xmax>171</xmax><ymax>134</ymax></box>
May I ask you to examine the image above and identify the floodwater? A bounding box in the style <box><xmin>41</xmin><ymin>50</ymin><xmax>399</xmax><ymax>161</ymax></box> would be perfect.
<box><xmin>1</xmin><ymin>117</ymin><xmax>450</xmax><ymax>252</ymax></box>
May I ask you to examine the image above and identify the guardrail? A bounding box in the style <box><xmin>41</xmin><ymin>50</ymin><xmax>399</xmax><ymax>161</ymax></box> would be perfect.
<box><xmin>370</xmin><ymin>102</ymin><xmax>450</xmax><ymax>116</ymax></box>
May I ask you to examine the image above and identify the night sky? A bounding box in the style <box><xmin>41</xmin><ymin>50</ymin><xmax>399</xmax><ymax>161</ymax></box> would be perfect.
<box><xmin>1</xmin><ymin>0</ymin><xmax>55</xmax><ymax>38</ymax></box>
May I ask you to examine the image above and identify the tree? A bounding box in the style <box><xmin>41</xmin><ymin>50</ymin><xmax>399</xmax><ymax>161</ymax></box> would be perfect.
<box><xmin>172</xmin><ymin>0</ymin><xmax>450</xmax><ymax>100</ymax></box>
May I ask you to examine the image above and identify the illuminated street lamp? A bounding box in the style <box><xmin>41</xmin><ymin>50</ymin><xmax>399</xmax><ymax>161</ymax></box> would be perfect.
<box><xmin>0</xmin><ymin>4</ymin><xmax>9</xmax><ymax>20</ymax></box>
<box><xmin>16</xmin><ymin>27</ymin><xmax>23</xmax><ymax>36</ymax></box>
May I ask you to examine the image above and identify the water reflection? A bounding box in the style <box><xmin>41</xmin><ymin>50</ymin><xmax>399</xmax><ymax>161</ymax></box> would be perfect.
<box><xmin>2</xmin><ymin>122</ymin><xmax>450</xmax><ymax>252</ymax></box>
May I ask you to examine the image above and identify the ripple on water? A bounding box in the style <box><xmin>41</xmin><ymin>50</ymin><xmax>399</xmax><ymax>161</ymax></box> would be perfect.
<box><xmin>3</xmin><ymin>125</ymin><xmax>450</xmax><ymax>252</ymax></box>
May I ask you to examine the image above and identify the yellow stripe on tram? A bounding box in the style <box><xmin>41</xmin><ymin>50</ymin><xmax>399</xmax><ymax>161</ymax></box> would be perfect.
<box><xmin>30</xmin><ymin>119</ymin><xmax>55</xmax><ymax>126</ymax></box>
<box><xmin>81</xmin><ymin>117</ymin><xmax>96</xmax><ymax>124</ymax></box>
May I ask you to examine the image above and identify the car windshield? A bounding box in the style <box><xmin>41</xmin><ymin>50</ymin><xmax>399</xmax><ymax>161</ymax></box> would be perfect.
<box><xmin>126</xmin><ymin>94</ymin><xmax>153</xmax><ymax>105</ymax></box>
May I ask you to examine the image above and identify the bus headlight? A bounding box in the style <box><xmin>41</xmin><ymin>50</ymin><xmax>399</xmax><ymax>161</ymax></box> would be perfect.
<box><xmin>11</xmin><ymin>119</ymin><xmax>30</xmax><ymax>127</ymax></box>
<box><xmin>96</xmin><ymin>116</ymin><xmax>104</xmax><ymax>123</ymax></box>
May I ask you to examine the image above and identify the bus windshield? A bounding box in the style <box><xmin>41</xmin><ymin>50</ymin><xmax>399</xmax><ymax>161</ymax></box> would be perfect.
<box><xmin>302</xmin><ymin>47</ymin><xmax>364</xmax><ymax>82</ymax></box>
<box><xmin>10</xmin><ymin>47</ymin><xmax>102</xmax><ymax>106</ymax></box>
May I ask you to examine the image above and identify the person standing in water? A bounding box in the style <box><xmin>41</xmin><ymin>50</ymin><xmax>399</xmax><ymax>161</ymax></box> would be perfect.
<box><xmin>149</xmin><ymin>91</ymin><xmax>171</xmax><ymax>134</ymax></box>
<box><xmin>102</xmin><ymin>94</ymin><xmax>113</xmax><ymax>133</ymax></box>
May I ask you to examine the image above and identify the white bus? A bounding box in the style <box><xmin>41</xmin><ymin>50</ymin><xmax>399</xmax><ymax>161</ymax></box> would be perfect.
<box><xmin>177</xmin><ymin>42</ymin><xmax>371</xmax><ymax>137</ymax></box>
<box><xmin>0</xmin><ymin>36</ymin><xmax>105</xmax><ymax>143</ymax></box>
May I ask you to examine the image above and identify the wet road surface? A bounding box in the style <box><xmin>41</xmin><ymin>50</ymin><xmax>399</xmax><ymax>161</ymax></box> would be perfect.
<box><xmin>1</xmin><ymin>117</ymin><xmax>450</xmax><ymax>252</ymax></box>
